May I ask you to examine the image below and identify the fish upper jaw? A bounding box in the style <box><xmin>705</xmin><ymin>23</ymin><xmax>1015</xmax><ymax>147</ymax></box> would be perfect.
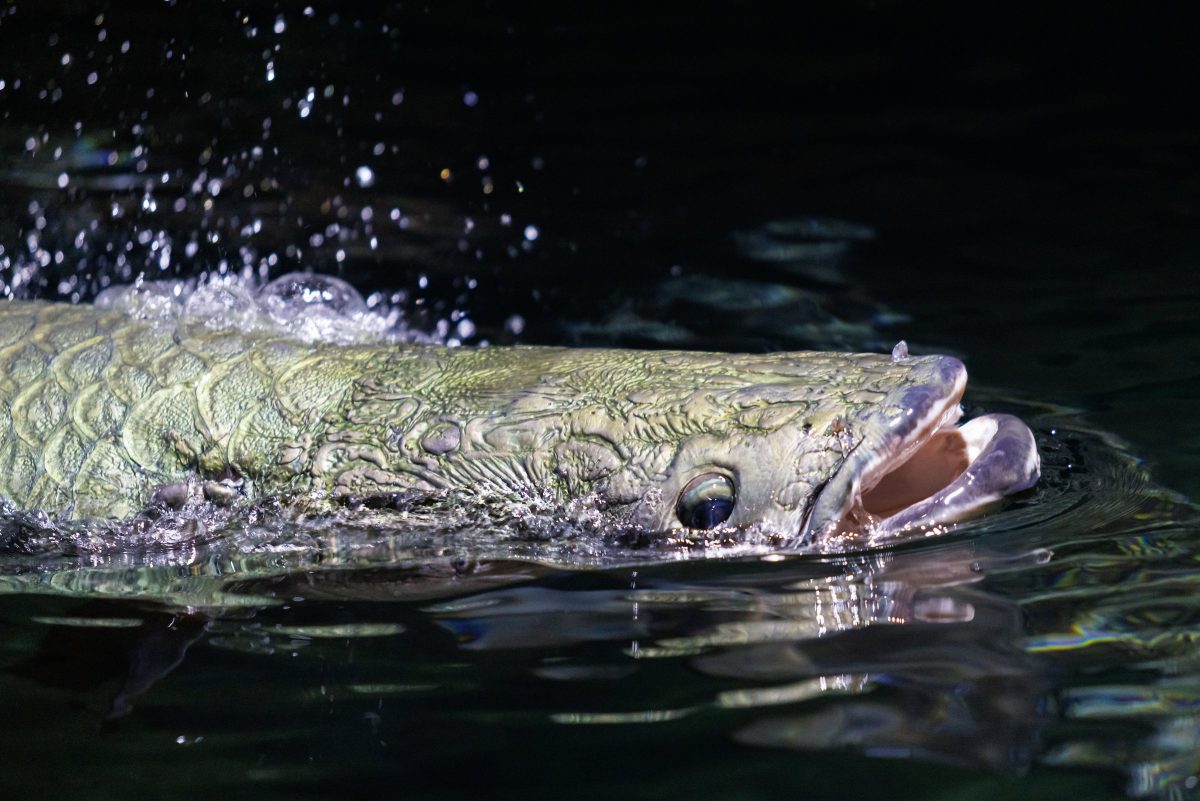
<box><xmin>797</xmin><ymin>355</ymin><xmax>1040</xmax><ymax>549</ymax></box>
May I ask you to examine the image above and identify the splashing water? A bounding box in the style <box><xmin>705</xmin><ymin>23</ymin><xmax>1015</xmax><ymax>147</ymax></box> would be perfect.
<box><xmin>92</xmin><ymin>270</ymin><xmax>451</xmax><ymax>346</ymax></box>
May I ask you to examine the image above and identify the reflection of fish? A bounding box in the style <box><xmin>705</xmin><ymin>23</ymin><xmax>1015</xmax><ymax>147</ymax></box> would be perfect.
<box><xmin>0</xmin><ymin>287</ymin><xmax>1038</xmax><ymax>550</ymax></box>
<box><xmin>9</xmin><ymin>607</ymin><xmax>206</xmax><ymax>718</ymax></box>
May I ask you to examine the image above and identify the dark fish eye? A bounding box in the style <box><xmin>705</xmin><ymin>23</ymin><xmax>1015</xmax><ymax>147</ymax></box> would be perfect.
<box><xmin>677</xmin><ymin>473</ymin><xmax>736</xmax><ymax>529</ymax></box>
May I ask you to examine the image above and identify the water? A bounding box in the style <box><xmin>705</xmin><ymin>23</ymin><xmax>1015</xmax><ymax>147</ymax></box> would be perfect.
<box><xmin>1</xmin><ymin>3</ymin><xmax>1199</xmax><ymax>799</ymax></box>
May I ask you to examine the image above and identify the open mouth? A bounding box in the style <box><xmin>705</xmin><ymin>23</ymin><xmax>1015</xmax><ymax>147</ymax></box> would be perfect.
<box><xmin>801</xmin><ymin>356</ymin><xmax>1041</xmax><ymax>546</ymax></box>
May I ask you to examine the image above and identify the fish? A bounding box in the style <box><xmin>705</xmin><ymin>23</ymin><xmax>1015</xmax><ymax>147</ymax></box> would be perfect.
<box><xmin>0</xmin><ymin>289</ymin><xmax>1039</xmax><ymax>551</ymax></box>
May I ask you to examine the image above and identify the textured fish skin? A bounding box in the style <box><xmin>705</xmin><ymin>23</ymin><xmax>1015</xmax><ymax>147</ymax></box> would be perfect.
<box><xmin>0</xmin><ymin>300</ymin><xmax>963</xmax><ymax>536</ymax></box>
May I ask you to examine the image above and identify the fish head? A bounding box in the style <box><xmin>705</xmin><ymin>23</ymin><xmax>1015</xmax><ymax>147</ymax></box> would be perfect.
<box><xmin>600</xmin><ymin>350</ymin><xmax>1039</xmax><ymax>550</ymax></box>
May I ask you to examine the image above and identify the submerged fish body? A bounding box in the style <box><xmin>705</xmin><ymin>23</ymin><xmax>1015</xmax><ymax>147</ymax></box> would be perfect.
<box><xmin>0</xmin><ymin>297</ymin><xmax>1039</xmax><ymax>550</ymax></box>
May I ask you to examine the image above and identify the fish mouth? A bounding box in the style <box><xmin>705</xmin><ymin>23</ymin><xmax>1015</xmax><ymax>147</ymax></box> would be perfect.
<box><xmin>800</xmin><ymin>356</ymin><xmax>1041</xmax><ymax>547</ymax></box>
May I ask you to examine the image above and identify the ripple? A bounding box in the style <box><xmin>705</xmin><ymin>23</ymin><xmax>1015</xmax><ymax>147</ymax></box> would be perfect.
<box><xmin>268</xmin><ymin>623</ymin><xmax>405</xmax><ymax>638</ymax></box>
<box><xmin>29</xmin><ymin>615</ymin><xmax>144</xmax><ymax>628</ymax></box>
<box><xmin>550</xmin><ymin>707</ymin><xmax>697</xmax><ymax>725</ymax></box>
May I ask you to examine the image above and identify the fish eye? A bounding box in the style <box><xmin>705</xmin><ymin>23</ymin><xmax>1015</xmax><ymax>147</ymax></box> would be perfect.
<box><xmin>676</xmin><ymin>473</ymin><xmax>736</xmax><ymax>529</ymax></box>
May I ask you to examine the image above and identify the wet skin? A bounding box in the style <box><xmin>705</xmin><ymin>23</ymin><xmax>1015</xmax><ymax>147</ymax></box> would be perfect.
<box><xmin>0</xmin><ymin>300</ymin><xmax>1039</xmax><ymax>549</ymax></box>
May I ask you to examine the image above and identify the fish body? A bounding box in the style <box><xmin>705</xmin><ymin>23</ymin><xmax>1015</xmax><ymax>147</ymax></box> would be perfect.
<box><xmin>0</xmin><ymin>297</ymin><xmax>1039</xmax><ymax>547</ymax></box>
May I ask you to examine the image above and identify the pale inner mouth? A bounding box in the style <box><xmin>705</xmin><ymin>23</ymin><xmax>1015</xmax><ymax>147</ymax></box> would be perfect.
<box><xmin>837</xmin><ymin>402</ymin><xmax>1038</xmax><ymax>542</ymax></box>
<box><xmin>799</xmin><ymin>356</ymin><xmax>1041</xmax><ymax>545</ymax></box>
<box><xmin>860</xmin><ymin>416</ymin><xmax>997</xmax><ymax>518</ymax></box>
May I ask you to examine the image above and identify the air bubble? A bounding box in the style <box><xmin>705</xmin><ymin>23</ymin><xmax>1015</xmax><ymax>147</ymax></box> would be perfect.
<box><xmin>258</xmin><ymin>272</ymin><xmax>366</xmax><ymax>315</ymax></box>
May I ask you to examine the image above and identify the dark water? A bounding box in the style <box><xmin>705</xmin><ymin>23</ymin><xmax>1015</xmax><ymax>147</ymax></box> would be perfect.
<box><xmin>2</xmin><ymin>2</ymin><xmax>1200</xmax><ymax>799</ymax></box>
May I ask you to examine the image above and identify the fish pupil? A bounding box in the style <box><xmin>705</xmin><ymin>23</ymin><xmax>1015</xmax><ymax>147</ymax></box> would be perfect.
<box><xmin>686</xmin><ymin>498</ymin><xmax>734</xmax><ymax>529</ymax></box>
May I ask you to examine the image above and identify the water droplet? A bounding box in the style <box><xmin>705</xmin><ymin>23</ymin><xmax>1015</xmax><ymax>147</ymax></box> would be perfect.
<box><xmin>354</xmin><ymin>165</ymin><xmax>375</xmax><ymax>187</ymax></box>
